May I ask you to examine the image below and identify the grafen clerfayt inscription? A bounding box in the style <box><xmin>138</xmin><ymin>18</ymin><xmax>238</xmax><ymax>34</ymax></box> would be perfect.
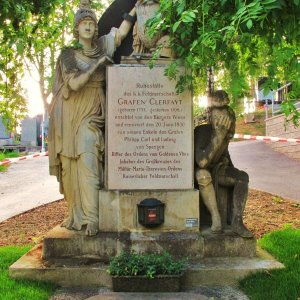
<box><xmin>106</xmin><ymin>66</ymin><xmax>193</xmax><ymax>190</ymax></box>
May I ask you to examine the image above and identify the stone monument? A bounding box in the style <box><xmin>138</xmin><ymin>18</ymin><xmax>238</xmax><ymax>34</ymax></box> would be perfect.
<box><xmin>10</xmin><ymin>0</ymin><xmax>283</xmax><ymax>290</ymax></box>
<box><xmin>44</xmin><ymin>0</ymin><xmax>254</xmax><ymax>255</ymax></box>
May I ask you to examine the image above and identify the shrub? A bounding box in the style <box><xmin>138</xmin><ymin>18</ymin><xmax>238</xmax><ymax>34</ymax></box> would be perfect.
<box><xmin>107</xmin><ymin>251</ymin><xmax>187</xmax><ymax>279</ymax></box>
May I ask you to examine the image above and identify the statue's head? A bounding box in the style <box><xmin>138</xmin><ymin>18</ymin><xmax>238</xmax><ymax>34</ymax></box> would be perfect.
<box><xmin>208</xmin><ymin>90</ymin><xmax>230</xmax><ymax>108</ymax></box>
<box><xmin>74</xmin><ymin>0</ymin><xmax>98</xmax><ymax>41</ymax></box>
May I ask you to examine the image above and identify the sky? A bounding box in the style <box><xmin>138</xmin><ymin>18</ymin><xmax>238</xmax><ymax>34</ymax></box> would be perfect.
<box><xmin>22</xmin><ymin>66</ymin><xmax>45</xmax><ymax>118</ymax></box>
<box><xmin>20</xmin><ymin>0</ymin><xmax>113</xmax><ymax>118</ymax></box>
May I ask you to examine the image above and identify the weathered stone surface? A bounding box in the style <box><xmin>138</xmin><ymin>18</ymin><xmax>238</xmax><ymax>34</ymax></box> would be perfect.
<box><xmin>106</xmin><ymin>65</ymin><xmax>193</xmax><ymax>190</ymax></box>
<box><xmin>42</xmin><ymin>225</ymin><xmax>256</xmax><ymax>260</ymax></box>
<box><xmin>87</xmin><ymin>293</ymin><xmax>209</xmax><ymax>300</ymax></box>
<box><xmin>195</xmin><ymin>91</ymin><xmax>253</xmax><ymax>238</ymax></box>
<box><xmin>120</xmin><ymin>57</ymin><xmax>174</xmax><ymax>65</ymax></box>
<box><xmin>42</xmin><ymin>226</ymin><xmax>203</xmax><ymax>261</ymax></box>
<box><xmin>10</xmin><ymin>245</ymin><xmax>111</xmax><ymax>288</ymax></box>
<box><xmin>49</xmin><ymin>286</ymin><xmax>248</xmax><ymax>300</ymax></box>
<box><xmin>42</xmin><ymin>227</ymin><xmax>130</xmax><ymax>261</ymax></box>
<box><xmin>201</xmin><ymin>228</ymin><xmax>256</xmax><ymax>258</ymax></box>
<box><xmin>10</xmin><ymin>244</ymin><xmax>284</xmax><ymax>288</ymax></box>
<box><xmin>183</xmin><ymin>254</ymin><xmax>284</xmax><ymax>286</ymax></box>
<box><xmin>266</xmin><ymin>108</ymin><xmax>300</xmax><ymax>163</ymax></box>
<box><xmin>99</xmin><ymin>190</ymin><xmax>199</xmax><ymax>232</ymax></box>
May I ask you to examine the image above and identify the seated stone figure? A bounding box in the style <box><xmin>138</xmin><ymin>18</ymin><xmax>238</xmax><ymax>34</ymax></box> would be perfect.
<box><xmin>194</xmin><ymin>90</ymin><xmax>253</xmax><ymax>238</ymax></box>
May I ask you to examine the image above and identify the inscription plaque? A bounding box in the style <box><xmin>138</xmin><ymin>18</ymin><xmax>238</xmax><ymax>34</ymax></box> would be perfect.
<box><xmin>106</xmin><ymin>65</ymin><xmax>193</xmax><ymax>190</ymax></box>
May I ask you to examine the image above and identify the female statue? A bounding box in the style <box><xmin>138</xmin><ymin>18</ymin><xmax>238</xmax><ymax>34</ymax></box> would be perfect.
<box><xmin>48</xmin><ymin>0</ymin><xmax>135</xmax><ymax>236</ymax></box>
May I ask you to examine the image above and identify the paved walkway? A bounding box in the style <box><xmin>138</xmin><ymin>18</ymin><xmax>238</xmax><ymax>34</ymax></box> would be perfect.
<box><xmin>229</xmin><ymin>140</ymin><xmax>300</xmax><ymax>203</ymax></box>
<box><xmin>51</xmin><ymin>286</ymin><xmax>249</xmax><ymax>300</ymax></box>
<box><xmin>0</xmin><ymin>140</ymin><xmax>299</xmax><ymax>223</ymax></box>
<box><xmin>0</xmin><ymin>156</ymin><xmax>62</xmax><ymax>223</ymax></box>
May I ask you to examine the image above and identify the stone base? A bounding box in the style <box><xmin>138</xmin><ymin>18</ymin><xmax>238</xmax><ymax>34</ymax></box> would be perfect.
<box><xmin>42</xmin><ymin>226</ymin><xmax>257</xmax><ymax>261</ymax></box>
<box><xmin>9</xmin><ymin>244</ymin><xmax>284</xmax><ymax>288</ymax></box>
<box><xmin>99</xmin><ymin>190</ymin><xmax>199</xmax><ymax>232</ymax></box>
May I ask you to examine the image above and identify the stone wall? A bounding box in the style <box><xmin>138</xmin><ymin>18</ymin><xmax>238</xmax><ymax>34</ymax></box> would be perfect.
<box><xmin>266</xmin><ymin>108</ymin><xmax>300</xmax><ymax>162</ymax></box>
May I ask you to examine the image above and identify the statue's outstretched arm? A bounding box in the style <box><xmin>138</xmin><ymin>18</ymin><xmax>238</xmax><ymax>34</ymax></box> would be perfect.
<box><xmin>118</xmin><ymin>7</ymin><xmax>136</xmax><ymax>41</ymax></box>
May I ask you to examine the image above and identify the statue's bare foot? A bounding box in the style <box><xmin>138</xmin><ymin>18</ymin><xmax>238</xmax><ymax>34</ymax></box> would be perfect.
<box><xmin>232</xmin><ymin>223</ymin><xmax>253</xmax><ymax>238</ymax></box>
<box><xmin>211</xmin><ymin>224</ymin><xmax>222</xmax><ymax>234</ymax></box>
<box><xmin>211</xmin><ymin>216</ymin><xmax>222</xmax><ymax>233</ymax></box>
<box><xmin>61</xmin><ymin>219</ymin><xmax>73</xmax><ymax>230</ymax></box>
<box><xmin>86</xmin><ymin>223</ymin><xmax>98</xmax><ymax>236</ymax></box>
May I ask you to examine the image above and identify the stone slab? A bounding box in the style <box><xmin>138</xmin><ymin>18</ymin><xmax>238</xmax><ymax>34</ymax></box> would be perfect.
<box><xmin>41</xmin><ymin>226</ymin><xmax>257</xmax><ymax>260</ymax></box>
<box><xmin>99</xmin><ymin>190</ymin><xmax>199</xmax><ymax>232</ymax></box>
<box><xmin>86</xmin><ymin>293</ymin><xmax>209</xmax><ymax>300</ymax></box>
<box><xmin>106</xmin><ymin>65</ymin><xmax>193</xmax><ymax>190</ymax></box>
<box><xmin>120</xmin><ymin>56</ymin><xmax>174</xmax><ymax>65</ymax></box>
<box><xmin>10</xmin><ymin>245</ymin><xmax>111</xmax><ymax>288</ymax></box>
<box><xmin>10</xmin><ymin>245</ymin><xmax>284</xmax><ymax>288</ymax></box>
<box><xmin>201</xmin><ymin>228</ymin><xmax>256</xmax><ymax>258</ymax></box>
<box><xmin>50</xmin><ymin>286</ymin><xmax>248</xmax><ymax>300</ymax></box>
<box><xmin>42</xmin><ymin>226</ymin><xmax>203</xmax><ymax>261</ymax></box>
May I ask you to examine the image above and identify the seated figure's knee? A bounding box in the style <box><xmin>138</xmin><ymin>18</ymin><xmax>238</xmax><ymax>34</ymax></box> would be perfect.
<box><xmin>195</xmin><ymin>169</ymin><xmax>212</xmax><ymax>187</ymax></box>
<box><xmin>238</xmin><ymin>170</ymin><xmax>249</xmax><ymax>183</ymax></box>
<box><xmin>225</xmin><ymin>167</ymin><xmax>249</xmax><ymax>184</ymax></box>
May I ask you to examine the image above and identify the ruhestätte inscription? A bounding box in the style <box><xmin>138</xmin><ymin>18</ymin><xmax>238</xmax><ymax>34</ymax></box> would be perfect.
<box><xmin>106</xmin><ymin>65</ymin><xmax>193</xmax><ymax>190</ymax></box>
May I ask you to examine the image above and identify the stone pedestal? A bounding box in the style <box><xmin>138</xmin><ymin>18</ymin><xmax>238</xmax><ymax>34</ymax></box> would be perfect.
<box><xmin>10</xmin><ymin>235</ymin><xmax>283</xmax><ymax>288</ymax></box>
<box><xmin>99</xmin><ymin>190</ymin><xmax>199</xmax><ymax>232</ymax></box>
<box><xmin>42</xmin><ymin>226</ymin><xmax>256</xmax><ymax>261</ymax></box>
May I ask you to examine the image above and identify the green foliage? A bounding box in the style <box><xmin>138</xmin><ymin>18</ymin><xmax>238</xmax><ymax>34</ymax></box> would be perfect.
<box><xmin>0</xmin><ymin>151</ymin><xmax>19</xmax><ymax>160</ymax></box>
<box><xmin>147</xmin><ymin>0</ymin><xmax>300</xmax><ymax>124</ymax></box>
<box><xmin>239</xmin><ymin>226</ymin><xmax>300</xmax><ymax>300</ymax></box>
<box><xmin>193</xmin><ymin>103</ymin><xmax>206</xmax><ymax>118</ymax></box>
<box><xmin>0</xmin><ymin>150</ymin><xmax>19</xmax><ymax>172</ymax></box>
<box><xmin>272</xmin><ymin>195</ymin><xmax>283</xmax><ymax>203</ymax></box>
<box><xmin>0</xmin><ymin>0</ymin><xmax>105</xmax><ymax>133</ymax></box>
<box><xmin>0</xmin><ymin>245</ymin><xmax>56</xmax><ymax>300</ymax></box>
<box><xmin>107</xmin><ymin>251</ymin><xmax>187</xmax><ymax>279</ymax></box>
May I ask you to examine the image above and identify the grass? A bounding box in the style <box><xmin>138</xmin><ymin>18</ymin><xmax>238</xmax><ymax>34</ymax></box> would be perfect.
<box><xmin>0</xmin><ymin>245</ymin><xmax>56</xmax><ymax>300</ymax></box>
<box><xmin>235</xmin><ymin>108</ymin><xmax>266</xmax><ymax>137</ymax></box>
<box><xmin>239</xmin><ymin>226</ymin><xmax>300</xmax><ymax>300</ymax></box>
<box><xmin>0</xmin><ymin>151</ymin><xmax>19</xmax><ymax>172</ymax></box>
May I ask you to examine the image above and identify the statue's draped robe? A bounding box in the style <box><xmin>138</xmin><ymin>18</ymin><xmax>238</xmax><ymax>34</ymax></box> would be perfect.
<box><xmin>48</xmin><ymin>31</ymin><xmax>119</xmax><ymax>230</ymax></box>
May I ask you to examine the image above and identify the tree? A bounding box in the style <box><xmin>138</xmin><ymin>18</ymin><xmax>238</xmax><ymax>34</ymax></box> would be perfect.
<box><xmin>0</xmin><ymin>0</ymin><xmax>61</xmax><ymax>132</ymax></box>
<box><xmin>0</xmin><ymin>0</ymin><xmax>104</xmax><ymax>133</ymax></box>
<box><xmin>148</xmin><ymin>0</ymin><xmax>300</xmax><ymax>125</ymax></box>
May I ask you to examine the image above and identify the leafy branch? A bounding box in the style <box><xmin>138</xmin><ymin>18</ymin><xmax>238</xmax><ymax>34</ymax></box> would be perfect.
<box><xmin>147</xmin><ymin>0</ymin><xmax>300</xmax><ymax>125</ymax></box>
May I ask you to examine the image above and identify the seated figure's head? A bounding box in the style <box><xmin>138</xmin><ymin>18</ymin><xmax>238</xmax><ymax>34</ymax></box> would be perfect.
<box><xmin>74</xmin><ymin>0</ymin><xmax>98</xmax><ymax>41</ymax></box>
<box><xmin>208</xmin><ymin>90</ymin><xmax>230</xmax><ymax>108</ymax></box>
